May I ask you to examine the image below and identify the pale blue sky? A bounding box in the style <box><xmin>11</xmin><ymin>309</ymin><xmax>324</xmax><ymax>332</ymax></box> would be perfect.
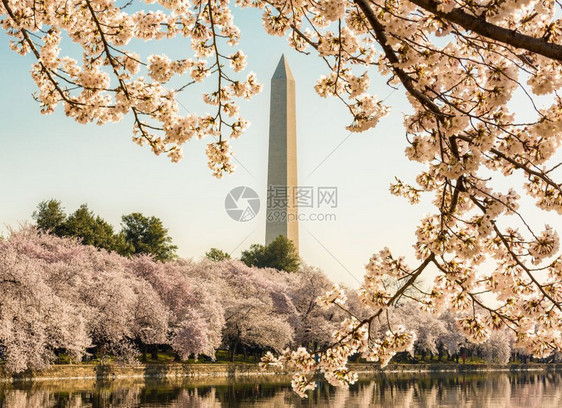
<box><xmin>0</xmin><ymin>6</ymin><xmax>558</xmax><ymax>287</ymax></box>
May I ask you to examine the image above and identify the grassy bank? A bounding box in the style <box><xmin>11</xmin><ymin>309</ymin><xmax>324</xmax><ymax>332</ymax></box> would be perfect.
<box><xmin>2</xmin><ymin>361</ymin><xmax>562</xmax><ymax>383</ymax></box>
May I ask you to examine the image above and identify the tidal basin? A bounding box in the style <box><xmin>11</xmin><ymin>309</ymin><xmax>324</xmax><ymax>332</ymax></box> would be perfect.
<box><xmin>1</xmin><ymin>370</ymin><xmax>560</xmax><ymax>407</ymax></box>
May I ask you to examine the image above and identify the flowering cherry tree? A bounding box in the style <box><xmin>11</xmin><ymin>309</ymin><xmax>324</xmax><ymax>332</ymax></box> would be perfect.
<box><xmin>0</xmin><ymin>230</ymin><xmax>91</xmax><ymax>373</ymax></box>
<box><xmin>477</xmin><ymin>330</ymin><xmax>512</xmax><ymax>364</ymax></box>
<box><xmin>0</xmin><ymin>227</ymin><xmax>556</xmax><ymax>381</ymax></box>
<box><xmin>285</xmin><ymin>265</ymin><xmax>363</xmax><ymax>349</ymax></box>
<box><xmin>208</xmin><ymin>260</ymin><xmax>296</xmax><ymax>358</ymax></box>
<box><xmin>128</xmin><ymin>256</ymin><xmax>225</xmax><ymax>359</ymax></box>
<box><xmin>1</xmin><ymin>0</ymin><xmax>562</xmax><ymax>396</ymax></box>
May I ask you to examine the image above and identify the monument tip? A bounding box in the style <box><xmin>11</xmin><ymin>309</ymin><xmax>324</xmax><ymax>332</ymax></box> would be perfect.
<box><xmin>272</xmin><ymin>54</ymin><xmax>294</xmax><ymax>81</ymax></box>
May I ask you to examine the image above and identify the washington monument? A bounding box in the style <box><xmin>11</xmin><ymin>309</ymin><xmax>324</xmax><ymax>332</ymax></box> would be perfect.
<box><xmin>265</xmin><ymin>55</ymin><xmax>299</xmax><ymax>251</ymax></box>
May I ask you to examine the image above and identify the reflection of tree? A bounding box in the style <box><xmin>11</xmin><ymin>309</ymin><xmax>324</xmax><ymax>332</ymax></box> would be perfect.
<box><xmin>168</xmin><ymin>389</ymin><xmax>221</xmax><ymax>408</ymax></box>
<box><xmin>0</xmin><ymin>372</ymin><xmax>561</xmax><ymax>406</ymax></box>
<box><xmin>356</xmin><ymin>372</ymin><xmax>562</xmax><ymax>407</ymax></box>
<box><xmin>1</xmin><ymin>389</ymin><xmax>53</xmax><ymax>408</ymax></box>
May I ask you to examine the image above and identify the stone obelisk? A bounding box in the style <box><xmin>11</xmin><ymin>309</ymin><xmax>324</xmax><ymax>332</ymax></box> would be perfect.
<box><xmin>265</xmin><ymin>55</ymin><xmax>299</xmax><ymax>251</ymax></box>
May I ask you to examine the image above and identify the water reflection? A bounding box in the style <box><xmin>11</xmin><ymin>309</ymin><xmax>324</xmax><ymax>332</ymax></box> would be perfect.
<box><xmin>0</xmin><ymin>371</ymin><xmax>560</xmax><ymax>407</ymax></box>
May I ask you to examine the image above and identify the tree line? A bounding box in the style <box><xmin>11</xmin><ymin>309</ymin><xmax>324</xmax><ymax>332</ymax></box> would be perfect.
<box><xmin>34</xmin><ymin>199</ymin><xmax>300</xmax><ymax>271</ymax></box>
<box><xmin>33</xmin><ymin>199</ymin><xmax>177</xmax><ymax>262</ymax></box>
<box><xmin>0</xmin><ymin>227</ymin><xmax>550</xmax><ymax>374</ymax></box>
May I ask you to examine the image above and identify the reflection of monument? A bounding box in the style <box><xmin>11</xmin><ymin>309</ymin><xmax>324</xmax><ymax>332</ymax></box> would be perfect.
<box><xmin>266</xmin><ymin>55</ymin><xmax>299</xmax><ymax>251</ymax></box>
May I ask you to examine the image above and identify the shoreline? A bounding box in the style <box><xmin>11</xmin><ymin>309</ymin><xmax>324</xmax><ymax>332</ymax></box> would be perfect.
<box><xmin>2</xmin><ymin>362</ymin><xmax>561</xmax><ymax>383</ymax></box>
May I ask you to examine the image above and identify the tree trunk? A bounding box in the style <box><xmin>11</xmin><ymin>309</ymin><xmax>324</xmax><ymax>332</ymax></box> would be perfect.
<box><xmin>141</xmin><ymin>344</ymin><xmax>147</xmax><ymax>363</ymax></box>
<box><xmin>150</xmin><ymin>345</ymin><xmax>158</xmax><ymax>361</ymax></box>
<box><xmin>229</xmin><ymin>341</ymin><xmax>238</xmax><ymax>362</ymax></box>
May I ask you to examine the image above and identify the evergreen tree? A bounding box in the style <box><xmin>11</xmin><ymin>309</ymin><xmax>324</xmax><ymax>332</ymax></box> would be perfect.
<box><xmin>33</xmin><ymin>199</ymin><xmax>67</xmax><ymax>235</ymax></box>
<box><xmin>205</xmin><ymin>248</ymin><xmax>231</xmax><ymax>261</ymax></box>
<box><xmin>63</xmin><ymin>204</ymin><xmax>132</xmax><ymax>255</ymax></box>
<box><xmin>241</xmin><ymin>235</ymin><xmax>299</xmax><ymax>272</ymax></box>
<box><xmin>121</xmin><ymin>212</ymin><xmax>177</xmax><ymax>261</ymax></box>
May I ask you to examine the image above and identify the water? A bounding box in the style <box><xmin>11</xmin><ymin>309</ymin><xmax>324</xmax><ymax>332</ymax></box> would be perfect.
<box><xmin>0</xmin><ymin>371</ymin><xmax>560</xmax><ymax>407</ymax></box>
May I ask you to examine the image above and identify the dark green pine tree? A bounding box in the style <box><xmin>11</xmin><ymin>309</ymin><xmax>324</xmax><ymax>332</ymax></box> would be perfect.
<box><xmin>33</xmin><ymin>199</ymin><xmax>67</xmax><ymax>235</ymax></box>
<box><xmin>241</xmin><ymin>235</ymin><xmax>300</xmax><ymax>272</ymax></box>
<box><xmin>62</xmin><ymin>204</ymin><xmax>133</xmax><ymax>255</ymax></box>
<box><xmin>33</xmin><ymin>200</ymin><xmax>132</xmax><ymax>256</ymax></box>
<box><xmin>205</xmin><ymin>248</ymin><xmax>231</xmax><ymax>261</ymax></box>
<box><xmin>121</xmin><ymin>212</ymin><xmax>177</xmax><ymax>262</ymax></box>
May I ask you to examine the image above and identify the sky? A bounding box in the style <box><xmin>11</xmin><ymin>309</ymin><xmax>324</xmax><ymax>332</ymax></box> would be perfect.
<box><xmin>0</xmin><ymin>5</ymin><xmax>559</xmax><ymax>288</ymax></box>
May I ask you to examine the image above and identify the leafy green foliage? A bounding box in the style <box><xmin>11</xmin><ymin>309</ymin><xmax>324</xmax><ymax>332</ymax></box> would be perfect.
<box><xmin>32</xmin><ymin>200</ymin><xmax>175</xmax><ymax>261</ymax></box>
<box><xmin>63</xmin><ymin>205</ymin><xmax>132</xmax><ymax>255</ymax></box>
<box><xmin>241</xmin><ymin>235</ymin><xmax>300</xmax><ymax>272</ymax></box>
<box><xmin>33</xmin><ymin>199</ymin><xmax>67</xmax><ymax>235</ymax></box>
<box><xmin>121</xmin><ymin>213</ymin><xmax>177</xmax><ymax>261</ymax></box>
<box><xmin>205</xmin><ymin>248</ymin><xmax>231</xmax><ymax>261</ymax></box>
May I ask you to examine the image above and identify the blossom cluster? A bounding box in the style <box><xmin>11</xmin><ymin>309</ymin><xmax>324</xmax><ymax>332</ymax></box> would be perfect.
<box><xmin>1</xmin><ymin>0</ymin><xmax>261</xmax><ymax>176</ymax></box>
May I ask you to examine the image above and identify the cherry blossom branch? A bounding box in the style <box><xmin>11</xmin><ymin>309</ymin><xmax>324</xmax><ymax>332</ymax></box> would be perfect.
<box><xmin>408</xmin><ymin>0</ymin><xmax>562</xmax><ymax>61</ymax></box>
<box><xmin>207</xmin><ymin>1</ymin><xmax>224</xmax><ymax>138</ymax></box>
<box><xmin>468</xmin><ymin>195</ymin><xmax>562</xmax><ymax>311</ymax></box>
<box><xmin>355</xmin><ymin>0</ymin><xmax>446</xmax><ymax>117</ymax></box>
<box><xmin>456</xmin><ymin>134</ymin><xmax>562</xmax><ymax>194</ymax></box>
<box><xmin>2</xmin><ymin>1</ymin><xmax>74</xmax><ymax>106</ymax></box>
<box><xmin>83</xmin><ymin>0</ymin><xmax>156</xmax><ymax>150</ymax></box>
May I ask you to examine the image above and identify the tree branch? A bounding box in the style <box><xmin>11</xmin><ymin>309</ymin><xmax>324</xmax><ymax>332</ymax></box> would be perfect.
<box><xmin>408</xmin><ymin>0</ymin><xmax>562</xmax><ymax>61</ymax></box>
<box><xmin>354</xmin><ymin>0</ymin><xmax>446</xmax><ymax>118</ymax></box>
